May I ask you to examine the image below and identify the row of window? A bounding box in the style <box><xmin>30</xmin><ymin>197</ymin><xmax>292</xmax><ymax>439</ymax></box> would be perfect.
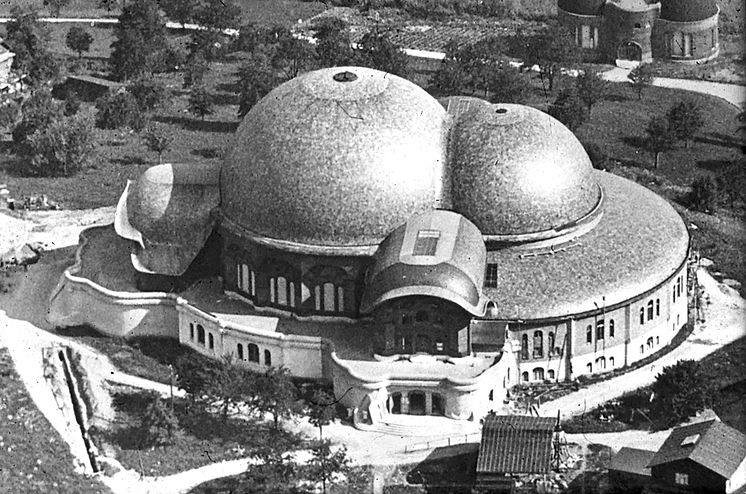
<box><xmin>189</xmin><ymin>323</ymin><xmax>215</xmax><ymax>350</ymax></box>
<box><xmin>395</xmin><ymin>333</ymin><xmax>447</xmax><ymax>354</ymax></box>
<box><xmin>236</xmin><ymin>342</ymin><xmax>272</xmax><ymax>366</ymax></box>
<box><xmin>521</xmin><ymin>368</ymin><xmax>556</xmax><ymax>382</ymax></box>
<box><xmin>575</xmin><ymin>25</ymin><xmax>599</xmax><ymax>49</ymax></box>
<box><xmin>640</xmin><ymin>335</ymin><xmax>660</xmax><ymax>355</ymax></box>
<box><xmin>587</xmin><ymin>356</ymin><xmax>615</xmax><ymax>374</ymax></box>
<box><xmin>520</xmin><ymin>331</ymin><xmax>560</xmax><ymax>360</ymax></box>
<box><xmin>673</xmin><ymin>275</ymin><xmax>683</xmax><ymax>303</ymax></box>
<box><xmin>587</xmin><ymin>319</ymin><xmax>616</xmax><ymax>344</ymax></box>
<box><xmin>639</xmin><ymin>298</ymin><xmax>661</xmax><ymax>325</ymax></box>
<box><xmin>236</xmin><ymin>263</ymin><xmax>346</xmax><ymax>314</ymax></box>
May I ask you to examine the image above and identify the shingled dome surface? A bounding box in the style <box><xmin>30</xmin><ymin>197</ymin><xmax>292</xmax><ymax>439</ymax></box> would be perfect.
<box><xmin>221</xmin><ymin>66</ymin><xmax>450</xmax><ymax>248</ymax></box>
<box><xmin>660</xmin><ymin>0</ymin><xmax>718</xmax><ymax>21</ymax></box>
<box><xmin>558</xmin><ymin>0</ymin><xmax>606</xmax><ymax>15</ymax></box>
<box><xmin>451</xmin><ymin>104</ymin><xmax>601</xmax><ymax>239</ymax></box>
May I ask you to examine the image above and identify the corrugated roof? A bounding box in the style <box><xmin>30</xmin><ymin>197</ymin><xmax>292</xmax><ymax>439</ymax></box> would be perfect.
<box><xmin>476</xmin><ymin>415</ymin><xmax>556</xmax><ymax>474</ymax></box>
<box><xmin>648</xmin><ymin>419</ymin><xmax>746</xmax><ymax>479</ymax></box>
<box><xmin>609</xmin><ymin>447</ymin><xmax>655</xmax><ymax>476</ymax></box>
<box><xmin>360</xmin><ymin>210</ymin><xmax>487</xmax><ymax>316</ymax></box>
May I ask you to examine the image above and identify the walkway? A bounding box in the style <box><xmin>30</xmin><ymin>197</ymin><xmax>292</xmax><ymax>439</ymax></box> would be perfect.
<box><xmin>602</xmin><ymin>66</ymin><xmax>746</xmax><ymax>109</ymax></box>
<box><xmin>0</xmin><ymin>16</ymin><xmax>239</xmax><ymax>35</ymax></box>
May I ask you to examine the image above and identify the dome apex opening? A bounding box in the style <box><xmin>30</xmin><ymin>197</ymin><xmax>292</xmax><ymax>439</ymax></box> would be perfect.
<box><xmin>333</xmin><ymin>71</ymin><xmax>358</xmax><ymax>82</ymax></box>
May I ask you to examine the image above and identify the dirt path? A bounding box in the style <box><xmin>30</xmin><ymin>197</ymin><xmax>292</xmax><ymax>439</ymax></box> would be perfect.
<box><xmin>540</xmin><ymin>268</ymin><xmax>746</xmax><ymax>418</ymax></box>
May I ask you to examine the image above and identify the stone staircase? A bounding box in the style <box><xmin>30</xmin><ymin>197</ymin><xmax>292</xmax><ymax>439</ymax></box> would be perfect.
<box><xmin>367</xmin><ymin>413</ymin><xmax>481</xmax><ymax>438</ymax></box>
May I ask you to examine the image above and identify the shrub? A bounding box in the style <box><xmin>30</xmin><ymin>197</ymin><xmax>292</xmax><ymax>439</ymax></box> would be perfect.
<box><xmin>65</xmin><ymin>26</ymin><xmax>93</xmax><ymax>58</ymax></box>
<box><xmin>650</xmin><ymin>360</ymin><xmax>716</xmax><ymax>428</ymax></box>
<box><xmin>95</xmin><ymin>91</ymin><xmax>144</xmax><ymax>130</ymax></box>
<box><xmin>582</xmin><ymin>140</ymin><xmax>609</xmax><ymax>169</ymax></box>
<box><xmin>140</xmin><ymin>391</ymin><xmax>179</xmax><ymax>447</ymax></box>
<box><xmin>686</xmin><ymin>175</ymin><xmax>718</xmax><ymax>213</ymax></box>
<box><xmin>128</xmin><ymin>76</ymin><xmax>169</xmax><ymax>112</ymax></box>
<box><xmin>23</xmin><ymin>113</ymin><xmax>95</xmax><ymax>177</ymax></box>
<box><xmin>548</xmin><ymin>89</ymin><xmax>586</xmax><ymax>131</ymax></box>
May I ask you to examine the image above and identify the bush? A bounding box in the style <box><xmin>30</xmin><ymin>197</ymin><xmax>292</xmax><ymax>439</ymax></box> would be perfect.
<box><xmin>95</xmin><ymin>91</ymin><xmax>145</xmax><ymax>130</ymax></box>
<box><xmin>650</xmin><ymin>360</ymin><xmax>716</xmax><ymax>428</ymax></box>
<box><xmin>140</xmin><ymin>391</ymin><xmax>179</xmax><ymax>447</ymax></box>
<box><xmin>582</xmin><ymin>140</ymin><xmax>609</xmax><ymax>169</ymax></box>
<box><xmin>128</xmin><ymin>77</ymin><xmax>169</xmax><ymax>112</ymax></box>
<box><xmin>548</xmin><ymin>89</ymin><xmax>586</xmax><ymax>131</ymax></box>
<box><xmin>22</xmin><ymin>112</ymin><xmax>95</xmax><ymax>177</ymax></box>
<box><xmin>685</xmin><ymin>175</ymin><xmax>718</xmax><ymax>213</ymax></box>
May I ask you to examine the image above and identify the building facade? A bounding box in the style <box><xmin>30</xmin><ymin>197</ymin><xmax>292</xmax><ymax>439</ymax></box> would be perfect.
<box><xmin>49</xmin><ymin>67</ymin><xmax>691</xmax><ymax>429</ymax></box>
<box><xmin>558</xmin><ymin>0</ymin><xmax>720</xmax><ymax>65</ymax></box>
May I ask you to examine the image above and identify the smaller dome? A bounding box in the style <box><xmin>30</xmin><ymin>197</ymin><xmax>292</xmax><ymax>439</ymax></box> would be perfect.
<box><xmin>558</xmin><ymin>0</ymin><xmax>606</xmax><ymax>15</ymax></box>
<box><xmin>660</xmin><ymin>0</ymin><xmax>718</xmax><ymax>21</ymax></box>
<box><xmin>451</xmin><ymin>104</ymin><xmax>601</xmax><ymax>241</ymax></box>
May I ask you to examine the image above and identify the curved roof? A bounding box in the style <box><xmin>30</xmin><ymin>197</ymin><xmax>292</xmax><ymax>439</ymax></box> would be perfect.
<box><xmin>119</xmin><ymin>163</ymin><xmax>220</xmax><ymax>275</ymax></box>
<box><xmin>360</xmin><ymin>210</ymin><xmax>487</xmax><ymax>316</ymax></box>
<box><xmin>558</xmin><ymin>0</ymin><xmax>606</xmax><ymax>15</ymax></box>
<box><xmin>606</xmin><ymin>0</ymin><xmax>658</xmax><ymax>13</ymax></box>
<box><xmin>660</xmin><ymin>0</ymin><xmax>718</xmax><ymax>21</ymax></box>
<box><xmin>450</xmin><ymin>104</ymin><xmax>602</xmax><ymax>240</ymax></box>
<box><xmin>220</xmin><ymin>66</ymin><xmax>450</xmax><ymax>249</ymax></box>
<box><xmin>483</xmin><ymin>172</ymin><xmax>689</xmax><ymax>320</ymax></box>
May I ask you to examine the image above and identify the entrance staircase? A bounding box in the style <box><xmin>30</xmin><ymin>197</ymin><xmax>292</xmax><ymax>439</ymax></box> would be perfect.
<box><xmin>367</xmin><ymin>413</ymin><xmax>481</xmax><ymax>438</ymax></box>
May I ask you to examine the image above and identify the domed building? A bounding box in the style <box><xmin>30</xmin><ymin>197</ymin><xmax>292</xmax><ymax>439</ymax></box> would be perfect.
<box><xmin>50</xmin><ymin>67</ymin><xmax>690</xmax><ymax>429</ymax></box>
<box><xmin>558</xmin><ymin>0</ymin><xmax>719</xmax><ymax>65</ymax></box>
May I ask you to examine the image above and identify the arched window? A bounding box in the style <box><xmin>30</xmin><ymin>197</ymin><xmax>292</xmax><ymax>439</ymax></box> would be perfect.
<box><xmin>489</xmin><ymin>390</ymin><xmax>494</xmax><ymax>401</ymax></box>
<box><xmin>521</xmin><ymin>371</ymin><xmax>529</xmax><ymax>382</ymax></box>
<box><xmin>400</xmin><ymin>313</ymin><xmax>411</xmax><ymax>325</ymax></box>
<box><xmin>609</xmin><ymin>320</ymin><xmax>615</xmax><ymax>338</ymax></box>
<box><xmin>197</xmin><ymin>324</ymin><xmax>205</xmax><ymax>345</ymax></box>
<box><xmin>586</xmin><ymin>325</ymin><xmax>592</xmax><ymax>344</ymax></box>
<box><xmin>208</xmin><ymin>333</ymin><xmax>214</xmax><ymax>350</ymax></box>
<box><xmin>673</xmin><ymin>285</ymin><xmax>677</xmax><ymax>302</ymax></box>
<box><xmin>548</xmin><ymin>369</ymin><xmax>555</xmax><ymax>380</ymax></box>
<box><xmin>677</xmin><ymin>277</ymin><xmax>682</xmax><ymax>297</ymax></box>
<box><xmin>264</xmin><ymin>349</ymin><xmax>272</xmax><ymax>366</ymax></box>
<box><xmin>533</xmin><ymin>367</ymin><xmax>544</xmax><ymax>381</ymax></box>
<box><xmin>521</xmin><ymin>334</ymin><xmax>529</xmax><ymax>360</ymax></box>
<box><xmin>248</xmin><ymin>343</ymin><xmax>259</xmax><ymax>362</ymax></box>
<box><xmin>647</xmin><ymin>301</ymin><xmax>654</xmax><ymax>321</ymax></box>
<box><xmin>640</xmin><ymin>345</ymin><xmax>644</xmax><ymax>354</ymax></box>
<box><xmin>533</xmin><ymin>331</ymin><xmax>543</xmax><ymax>358</ymax></box>
<box><xmin>189</xmin><ymin>323</ymin><xmax>194</xmax><ymax>340</ymax></box>
<box><xmin>656</xmin><ymin>336</ymin><xmax>659</xmax><ymax>345</ymax></box>
<box><xmin>596</xmin><ymin>356</ymin><xmax>606</xmax><ymax>370</ymax></box>
<box><xmin>270</xmin><ymin>276</ymin><xmax>295</xmax><ymax>308</ymax></box>
<box><xmin>236</xmin><ymin>263</ymin><xmax>256</xmax><ymax>297</ymax></box>
<box><xmin>415</xmin><ymin>310</ymin><xmax>429</xmax><ymax>323</ymax></box>
<box><xmin>656</xmin><ymin>299</ymin><xmax>660</xmax><ymax>317</ymax></box>
<box><xmin>237</xmin><ymin>343</ymin><xmax>244</xmax><ymax>360</ymax></box>
<box><xmin>647</xmin><ymin>337</ymin><xmax>654</xmax><ymax>349</ymax></box>
<box><xmin>587</xmin><ymin>363</ymin><xmax>592</xmax><ymax>374</ymax></box>
<box><xmin>609</xmin><ymin>357</ymin><xmax>615</xmax><ymax>368</ymax></box>
<box><xmin>548</xmin><ymin>332</ymin><xmax>555</xmax><ymax>352</ymax></box>
<box><xmin>596</xmin><ymin>320</ymin><xmax>604</xmax><ymax>340</ymax></box>
<box><xmin>639</xmin><ymin>308</ymin><xmax>645</xmax><ymax>325</ymax></box>
<box><xmin>432</xmin><ymin>394</ymin><xmax>445</xmax><ymax>415</ymax></box>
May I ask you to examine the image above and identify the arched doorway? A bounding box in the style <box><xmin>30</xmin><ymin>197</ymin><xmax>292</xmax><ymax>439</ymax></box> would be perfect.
<box><xmin>388</xmin><ymin>393</ymin><xmax>402</xmax><ymax>414</ymax></box>
<box><xmin>617</xmin><ymin>41</ymin><xmax>642</xmax><ymax>62</ymax></box>
<box><xmin>409</xmin><ymin>392</ymin><xmax>426</xmax><ymax>415</ymax></box>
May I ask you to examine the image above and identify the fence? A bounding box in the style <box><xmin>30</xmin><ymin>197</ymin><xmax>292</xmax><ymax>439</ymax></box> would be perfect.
<box><xmin>403</xmin><ymin>431</ymin><xmax>481</xmax><ymax>453</ymax></box>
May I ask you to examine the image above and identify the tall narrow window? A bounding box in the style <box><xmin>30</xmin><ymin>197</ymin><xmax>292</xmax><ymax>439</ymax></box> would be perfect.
<box><xmin>587</xmin><ymin>363</ymin><xmax>592</xmax><ymax>374</ymax></box>
<box><xmin>413</xmin><ymin>229</ymin><xmax>440</xmax><ymax>256</ymax></box>
<box><xmin>647</xmin><ymin>301</ymin><xmax>654</xmax><ymax>321</ymax></box>
<box><xmin>609</xmin><ymin>319</ymin><xmax>615</xmax><ymax>338</ymax></box>
<box><xmin>647</xmin><ymin>337</ymin><xmax>653</xmax><ymax>349</ymax></box>
<box><xmin>197</xmin><ymin>324</ymin><xmax>205</xmax><ymax>344</ymax></box>
<box><xmin>248</xmin><ymin>343</ymin><xmax>259</xmax><ymax>363</ymax></box>
<box><xmin>337</xmin><ymin>286</ymin><xmax>345</xmax><ymax>312</ymax></box>
<box><xmin>673</xmin><ymin>285</ymin><xmax>677</xmax><ymax>302</ymax></box>
<box><xmin>237</xmin><ymin>343</ymin><xmax>244</xmax><ymax>360</ymax></box>
<box><xmin>485</xmin><ymin>263</ymin><xmax>499</xmax><ymax>288</ymax></box>
<box><xmin>264</xmin><ymin>349</ymin><xmax>272</xmax><ymax>366</ymax></box>
<box><xmin>208</xmin><ymin>333</ymin><xmax>214</xmax><ymax>350</ymax></box>
<box><xmin>533</xmin><ymin>331</ymin><xmax>543</xmax><ymax>359</ymax></box>
<box><xmin>189</xmin><ymin>323</ymin><xmax>194</xmax><ymax>340</ymax></box>
<box><xmin>586</xmin><ymin>325</ymin><xmax>592</xmax><ymax>344</ymax></box>
<box><xmin>277</xmin><ymin>277</ymin><xmax>287</xmax><ymax>306</ymax></box>
<box><xmin>548</xmin><ymin>369</ymin><xmax>555</xmax><ymax>380</ymax></box>
<box><xmin>656</xmin><ymin>298</ymin><xmax>660</xmax><ymax>316</ymax></box>
<box><xmin>596</xmin><ymin>320</ymin><xmax>604</xmax><ymax>340</ymax></box>
<box><xmin>640</xmin><ymin>307</ymin><xmax>645</xmax><ymax>325</ymax></box>
<box><xmin>609</xmin><ymin>357</ymin><xmax>615</xmax><ymax>368</ymax></box>
<box><xmin>548</xmin><ymin>332</ymin><xmax>555</xmax><ymax>353</ymax></box>
<box><xmin>522</xmin><ymin>371</ymin><xmax>529</xmax><ymax>382</ymax></box>
<box><xmin>521</xmin><ymin>334</ymin><xmax>529</xmax><ymax>360</ymax></box>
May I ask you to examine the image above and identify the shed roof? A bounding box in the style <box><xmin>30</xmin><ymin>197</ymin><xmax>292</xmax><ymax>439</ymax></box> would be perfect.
<box><xmin>648</xmin><ymin>419</ymin><xmax>746</xmax><ymax>479</ymax></box>
<box><xmin>476</xmin><ymin>415</ymin><xmax>557</xmax><ymax>475</ymax></box>
<box><xmin>609</xmin><ymin>447</ymin><xmax>655</xmax><ymax>476</ymax></box>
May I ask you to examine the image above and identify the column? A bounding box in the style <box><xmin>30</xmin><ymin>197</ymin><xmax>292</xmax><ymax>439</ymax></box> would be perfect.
<box><xmin>401</xmin><ymin>393</ymin><xmax>410</xmax><ymax>415</ymax></box>
<box><xmin>425</xmin><ymin>393</ymin><xmax>433</xmax><ymax>416</ymax></box>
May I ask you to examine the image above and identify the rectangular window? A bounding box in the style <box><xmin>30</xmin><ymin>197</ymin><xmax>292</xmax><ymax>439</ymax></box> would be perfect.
<box><xmin>485</xmin><ymin>263</ymin><xmax>498</xmax><ymax>288</ymax></box>
<box><xmin>596</xmin><ymin>320</ymin><xmax>604</xmax><ymax>340</ymax></box>
<box><xmin>413</xmin><ymin>229</ymin><xmax>440</xmax><ymax>256</ymax></box>
<box><xmin>675</xmin><ymin>473</ymin><xmax>689</xmax><ymax>485</ymax></box>
<box><xmin>580</xmin><ymin>25</ymin><xmax>596</xmax><ymax>49</ymax></box>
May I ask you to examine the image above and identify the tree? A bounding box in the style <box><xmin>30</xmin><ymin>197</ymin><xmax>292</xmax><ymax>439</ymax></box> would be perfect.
<box><xmin>314</xmin><ymin>18</ymin><xmax>355</xmax><ymax>68</ymax></box>
<box><xmin>158</xmin><ymin>0</ymin><xmax>198</xmax><ymax>26</ymax></box>
<box><xmin>628</xmin><ymin>63</ymin><xmax>654</xmax><ymax>100</ymax></box>
<box><xmin>43</xmin><ymin>0</ymin><xmax>70</xmax><ymax>17</ymax></box>
<box><xmin>355</xmin><ymin>30</ymin><xmax>409</xmax><ymax>78</ymax></box>
<box><xmin>242</xmin><ymin>447</ymin><xmax>301</xmax><ymax>494</ymax></box>
<box><xmin>644</xmin><ymin>116</ymin><xmax>676</xmax><ymax>168</ymax></box>
<box><xmin>650</xmin><ymin>360</ymin><xmax>716</xmax><ymax>428</ymax></box>
<box><xmin>521</xmin><ymin>24</ymin><xmax>581</xmax><ymax>92</ymax></box>
<box><xmin>188</xmin><ymin>85</ymin><xmax>213</xmax><ymax>121</ymax></box>
<box><xmin>306</xmin><ymin>440</ymin><xmax>351</xmax><ymax>494</ymax></box>
<box><xmin>5</xmin><ymin>7</ymin><xmax>59</xmax><ymax>87</ymax></box>
<box><xmin>189</xmin><ymin>0</ymin><xmax>241</xmax><ymax>63</ymax></box>
<box><xmin>65</xmin><ymin>27</ymin><xmax>94</xmax><ymax>59</ymax></box>
<box><xmin>575</xmin><ymin>70</ymin><xmax>608</xmax><ymax>115</ymax></box>
<box><xmin>308</xmin><ymin>390</ymin><xmax>335</xmax><ymax>442</ymax></box>
<box><xmin>485</xmin><ymin>64</ymin><xmax>529</xmax><ymax>104</ymax></box>
<box><xmin>142</xmin><ymin>124</ymin><xmax>173</xmax><ymax>164</ymax></box>
<box><xmin>582</xmin><ymin>140</ymin><xmax>609</xmax><ymax>170</ymax></box>
<box><xmin>548</xmin><ymin>89</ymin><xmax>586</xmax><ymax>132</ymax></box>
<box><xmin>174</xmin><ymin>352</ymin><xmax>221</xmax><ymax>405</ymax></box>
<box><xmin>273</xmin><ymin>33</ymin><xmax>317</xmax><ymax>80</ymax></box>
<box><xmin>24</xmin><ymin>113</ymin><xmax>95</xmax><ymax>177</ymax></box>
<box><xmin>140</xmin><ymin>391</ymin><xmax>179</xmax><ymax>447</ymax></box>
<box><xmin>128</xmin><ymin>76</ymin><xmax>169</xmax><ymax>112</ymax></box>
<box><xmin>110</xmin><ymin>0</ymin><xmax>168</xmax><ymax>81</ymax></box>
<box><xmin>95</xmin><ymin>91</ymin><xmax>144</xmax><ymax>130</ymax></box>
<box><xmin>666</xmin><ymin>99</ymin><xmax>704</xmax><ymax>148</ymax></box>
<box><xmin>429</xmin><ymin>59</ymin><xmax>471</xmax><ymax>96</ymax></box>
<box><xmin>236</xmin><ymin>49</ymin><xmax>280</xmax><ymax>118</ymax></box>
<box><xmin>687</xmin><ymin>175</ymin><xmax>718</xmax><ymax>213</ymax></box>
<box><xmin>253</xmin><ymin>366</ymin><xmax>297</xmax><ymax>431</ymax></box>
<box><xmin>12</xmin><ymin>89</ymin><xmax>62</xmax><ymax>150</ymax></box>
<box><xmin>182</xmin><ymin>53</ymin><xmax>209</xmax><ymax>88</ymax></box>
<box><xmin>63</xmin><ymin>91</ymin><xmax>81</xmax><ymax>116</ymax></box>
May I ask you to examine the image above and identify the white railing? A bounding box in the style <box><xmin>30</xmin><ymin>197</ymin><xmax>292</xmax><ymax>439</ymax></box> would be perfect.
<box><xmin>403</xmin><ymin>431</ymin><xmax>481</xmax><ymax>453</ymax></box>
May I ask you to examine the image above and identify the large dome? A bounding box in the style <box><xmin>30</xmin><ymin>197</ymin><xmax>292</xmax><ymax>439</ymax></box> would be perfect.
<box><xmin>660</xmin><ymin>0</ymin><xmax>718</xmax><ymax>21</ymax></box>
<box><xmin>450</xmin><ymin>104</ymin><xmax>601</xmax><ymax>240</ymax></box>
<box><xmin>220</xmin><ymin>66</ymin><xmax>450</xmax><ymax>249</ymax></box>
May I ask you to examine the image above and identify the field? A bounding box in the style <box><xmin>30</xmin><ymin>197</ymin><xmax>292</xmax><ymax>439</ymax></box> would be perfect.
<box><xmin>0</xmin><ymin>349</ymin><xmax>112</xmax><ymax>493</ymax></box>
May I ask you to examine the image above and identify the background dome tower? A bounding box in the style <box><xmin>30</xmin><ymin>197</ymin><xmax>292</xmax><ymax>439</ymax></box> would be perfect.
<box><xmin>602</xmin><ymin>0</ymin><xmax>661</xmax><ymax>66</ymax></box>
<box><xmin>652</xmin><ymin>0</ymin><xmax>719</xmax><ymax>62</ymax></box>
<box><xmin>558</xmin><ymin>0</ymin><xmax>607</xmax><ymax>62</ymax></box>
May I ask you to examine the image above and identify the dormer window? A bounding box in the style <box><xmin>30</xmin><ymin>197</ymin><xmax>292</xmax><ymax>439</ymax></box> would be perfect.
<box><xmin>681</xmin><ymin>434</ymin><xmax>700</xmax><ymax>447</ymax></box>
<box><xmin>413</xmin><ymin>229</ymin><xmax>440</xmax><ymax>256</ymax></box>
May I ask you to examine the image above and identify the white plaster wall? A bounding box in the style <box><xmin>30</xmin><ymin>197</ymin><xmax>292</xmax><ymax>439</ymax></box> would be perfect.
<box><xmin>727</xmin><ymin>455</ymin><xmax>746</xmax><ymax>494</ymax></box>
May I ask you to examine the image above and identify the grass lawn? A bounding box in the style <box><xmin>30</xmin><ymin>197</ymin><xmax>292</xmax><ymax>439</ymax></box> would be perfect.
<box><xmin>0</xmin><ymin>349</ymin><xmax>112</xmax><ymax>493</ymax></box>
<box><xmin>92</xmin><ymin>388</ymin><xmax>305</xmax><ymax>476</ymax></box>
